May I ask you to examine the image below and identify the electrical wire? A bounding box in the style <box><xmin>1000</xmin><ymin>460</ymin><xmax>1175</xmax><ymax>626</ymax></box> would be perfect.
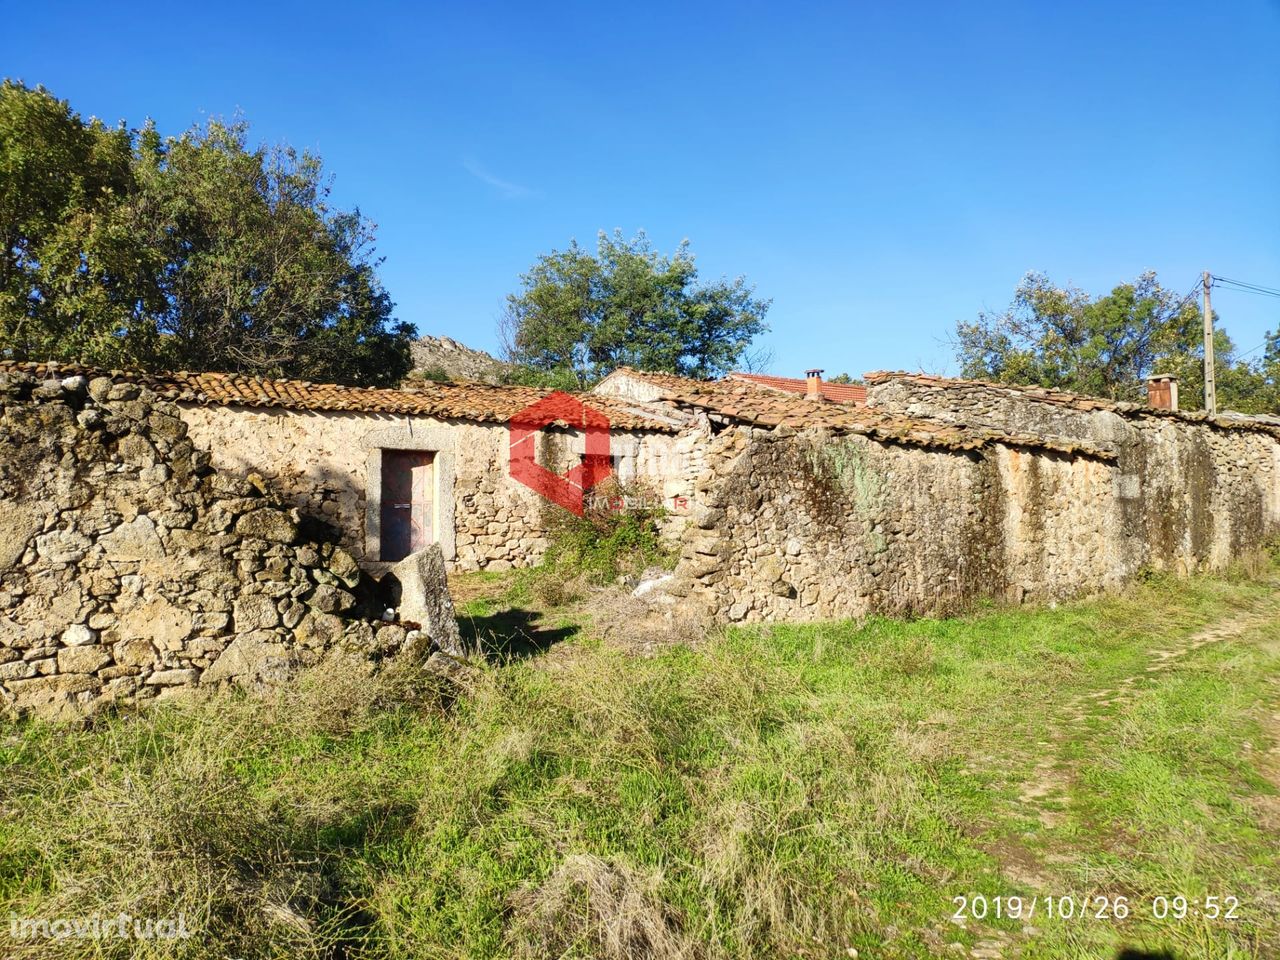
<box><xmin>1201</xmin><ymin>275</ymin><xmax>1279</xmax><ymax>363</ymax></box>
<box><xmin>1214</xmin><ymin>275</ymin><xmax>1280</xmax><ymax>295</ymax></box>
<box><xmin>1166</xmin><ymin>278</ymin><xmax>1203</xmax><ymax>318</ymax></box>
<box><xmin>1235</xmin><ymin>340</ymin><xmax>1271</xmax><ymax>361</ymax></box>
<box><xmin>1213</xmin><ymin>283</ymin><xmax>1280</xmax><ymax>300</ymax></box>
<box><xmin>1212</xmin><ymin>275</ymin><xmax>1280</xmax><ymax>299</ymax></box>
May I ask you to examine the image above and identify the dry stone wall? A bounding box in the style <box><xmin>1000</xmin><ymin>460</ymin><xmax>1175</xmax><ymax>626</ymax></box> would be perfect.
<box><xmin>868</xmin><ymin>378</ymin><xmax>1280</xmax><ymax>575</ymax></box>
<box><xmin>177</xmin><ymin>405</ymin><xmax>695</xmax><ymax>572</ymax></box>
<box><xmin>669</xmin><ymin>406</ymin><xmax>1280</xmax><ymax>623</ymax></box>
<box><xmin>0</xmin><ymin>370</ymin><xmax>457</xmax><ymax>720</ymax></box>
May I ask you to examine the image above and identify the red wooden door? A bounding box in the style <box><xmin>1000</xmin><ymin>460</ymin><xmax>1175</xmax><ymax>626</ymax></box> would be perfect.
<box><xmin>380</xmin><ymin>450</ymin><xmax>434</xmax><ymax>562</ymax></box>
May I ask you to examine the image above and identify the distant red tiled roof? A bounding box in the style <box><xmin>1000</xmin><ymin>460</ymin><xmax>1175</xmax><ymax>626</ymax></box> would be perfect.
<box><xmin>0</xmin><ymin>361</ymin><xmax>677</xmax><ymax>432</ymax></box>
<box><xmin>728</xmin><ymin>372</ymin><xmax>866</xmax><ymax>405</ymax></box>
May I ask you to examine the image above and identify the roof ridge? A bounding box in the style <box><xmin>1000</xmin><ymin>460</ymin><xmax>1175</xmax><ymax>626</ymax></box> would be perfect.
<box><xmin>0</xmin><ymin>360</ymin><xmax>675</xmax><ymax>432</ymax></box>
<box><xmin>862</xmin><ymin>369</ymin><xmax>1280</xmax><ymax>436</ymax></box>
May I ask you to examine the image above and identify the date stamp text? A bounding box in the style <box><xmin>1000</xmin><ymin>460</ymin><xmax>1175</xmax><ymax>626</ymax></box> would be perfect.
<box><xmin>951</xmin><ymin>894</ymin><xmax>1241</xmax><ymax>923</ymax></box>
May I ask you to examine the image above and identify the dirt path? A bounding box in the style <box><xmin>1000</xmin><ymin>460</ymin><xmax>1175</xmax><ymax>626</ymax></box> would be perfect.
<box><xmin>951</xmin><ymin>592</ymin><xmax>1280</xmax><ymax>958</ymax></box>
<box><xmin>1016</xmin><ymin>598</ymin><xmax>1280</xmax><ymax>830</ymax></box>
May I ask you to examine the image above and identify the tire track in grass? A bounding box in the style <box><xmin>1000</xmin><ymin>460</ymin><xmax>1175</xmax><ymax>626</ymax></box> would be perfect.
<box><xmin>952</xmin><ymin>585</ymin><xmax>1279</xmax><ymax>958</ymax></box>
<box><xmin>1015</xmin><ymin>588</ymin><xmax>1280</xmax><ymax>832</ymax></box>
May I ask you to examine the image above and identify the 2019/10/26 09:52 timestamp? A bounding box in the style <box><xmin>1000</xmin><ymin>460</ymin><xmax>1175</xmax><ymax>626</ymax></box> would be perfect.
<box><xmin>951</xmin><ymin>894</ymin><xmax>1241</xmax><ymax>922</ymax></box>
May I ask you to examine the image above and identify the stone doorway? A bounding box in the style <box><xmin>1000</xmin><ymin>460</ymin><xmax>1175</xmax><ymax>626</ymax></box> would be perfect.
<box><xmin>380</xmin><ymin>450</ymin><xmax>434</xmax><ymax>562</ymax></box>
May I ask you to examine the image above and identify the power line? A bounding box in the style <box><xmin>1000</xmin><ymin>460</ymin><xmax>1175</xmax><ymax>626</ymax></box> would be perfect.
<box><xmin>1213</xmin><ymin>283</ymin><xmax>1280</xmax><ymax>300</ymax></box>
<box><xmin>1166</xmin><ymin>278</ymin><xmax>1203</xmax><ymax>317</ymax></box>
<box><xmin>1212</xmin><ymin>275</ymin><xmax>1280</xmax><ymax>299</ymax></box>
<box><xmin>1203</xmin><ymin>274</ymin><xmax>1278</xmax><ymax>364</ymax></box>
<box><xmin>1215</xmin><ymin>283</ymin><xmax>1280</xmax><ymax>299</ymax></box>
<box><xmin>1236</xmin><ymin>339</ymin><xmax>1271</xmax><ymax>361</ymax></box>
<box><xmin>1215</xmin><ymin>275</ymin><xmax>1280</xmax><ymax>295</ymax></box>
<box><xmin>1216</xmin><ymin>286</ymin><xmax>1280</xmax><ymax>300</ymax></box>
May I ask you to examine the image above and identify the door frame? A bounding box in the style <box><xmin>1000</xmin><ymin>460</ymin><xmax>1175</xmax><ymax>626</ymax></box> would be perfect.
<box><xmin>378</xmin><ymin>449</ymin><xmax>435</xmax><ymax>562</ymax></box>
<box><xmin>362</xmin><ymin>425</ymin><xmax>457</xmax><ymax>564</ymax></box>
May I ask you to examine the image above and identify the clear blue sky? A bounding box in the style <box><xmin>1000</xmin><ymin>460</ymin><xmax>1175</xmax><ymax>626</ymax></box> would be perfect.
<box><xmin>5</xmin><ymin>1</ymin><xmax>1279</xmax><ymax>377</ymax></box>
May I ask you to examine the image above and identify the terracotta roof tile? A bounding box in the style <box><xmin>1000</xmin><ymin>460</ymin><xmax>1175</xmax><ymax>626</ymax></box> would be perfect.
<box><xmin>728</xmin><ymin>371</ymin><xmax>866</xmax><ymax>404</ymax></box>
<box><xmin>0</xmin><ymin>361</ymin><xmax>677</xmax><ymax>432</ymax></box>
<box><xmin>599</xmin><ymin>368</ymin><xmax>1115</xmax><ymax>459</ymax></box>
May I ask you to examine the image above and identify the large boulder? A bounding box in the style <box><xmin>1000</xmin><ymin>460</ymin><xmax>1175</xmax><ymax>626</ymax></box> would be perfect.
<box><xmin>385</xmin><ymin>545</ymin><xmax>462</xmax><ymax>655</ymax></box>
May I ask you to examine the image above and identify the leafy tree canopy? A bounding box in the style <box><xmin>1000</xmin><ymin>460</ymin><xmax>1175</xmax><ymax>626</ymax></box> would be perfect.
<box><xmin>954</xmin><ymin>271</ymin><xmax>1280</xmax><ymax>412</ymax></box>
<box><xmin>501</xmin><ymin>230</ymin><xmax>770</xmax><ymax>386</ymax></box>
<box><xmin>0</xmin><ymin>81</ymin><xmax>412</xmax><ymax>386</ymax></box>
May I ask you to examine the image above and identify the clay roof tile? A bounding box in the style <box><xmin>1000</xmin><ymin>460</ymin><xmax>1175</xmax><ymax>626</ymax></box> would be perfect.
<box><xmin>600</xmin><ymin>367</ymin><xmax>1118</xmax><ymax>458</ymax></box>
<box><xmin>0</xmin><ymin>361</ymin><xmax>677</xmax><ymax>432</ymax></box>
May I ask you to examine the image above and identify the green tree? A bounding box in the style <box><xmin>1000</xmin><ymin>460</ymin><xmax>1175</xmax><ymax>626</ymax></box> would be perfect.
<box><xmin>1258</xmin><ymin>333</ymin><xmax>1280</xmax><ymax>413</ymax></box>
<box><xmin>955</xmin><ymin>272</ymin><xmax>1202</xmax><ymax>401</ymax></box>
<box><xmin>954</xmin><ymin>271</ymin><xmax>1280</xmax><ymax>412</ymax></box>
<box><xmin>0</xmin><ymin>81</ymin><xmax>162</xmax><ymax>367</ymax></box>
<box><xmin>132</xmin><ymin>119</ymin><xmax>412</xmax><ymax>385</ymax></box>
<box><xmin>1151</xmin><ymin>327</ymin><xmax>1279</xmax><ymax>414</ymax></box>
<box><xmin>501</xmin><ymin>230</ymin><xmax>770</xmax><ymax>385</ymax></box>
<box><xmin>0</xmin><ymin>82</ymin><xmax>412</xmax><ymax>386</ymax></box>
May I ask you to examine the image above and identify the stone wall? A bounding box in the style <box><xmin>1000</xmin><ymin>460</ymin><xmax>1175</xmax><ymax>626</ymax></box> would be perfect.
<box><xmin>177</xmin><ymin>404</ymin><xmax>696</xmax><ymax>571</ymax></box>
<box><xmin>669</xmin><ymin>406</ymin><xmax>1280</xmax><ymax>623</ymax></box>
<box><xmin>867</xmin><ymin>377</ymin><xmax>1280</xmax><ymax>575</ymax></box>
<box><xmin>0</xmin><ymin>370</ymin><xmax>456</xmax><ymax>719</ymax></box>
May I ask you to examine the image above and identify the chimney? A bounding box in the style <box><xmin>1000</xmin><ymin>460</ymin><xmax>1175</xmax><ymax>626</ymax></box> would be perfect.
<box><xmin>804</xmin><ymin>368</ymin><xmax>824</xmax><ymax>401</ymax></box>
<box><xmin>1146</xmin><ymin>374</ymin><xmax>1179</xmax><ymax>412</ymax></box>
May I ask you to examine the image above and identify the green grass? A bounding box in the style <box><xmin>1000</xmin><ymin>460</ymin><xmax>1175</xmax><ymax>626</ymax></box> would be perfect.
<box><xmin>2</xmin><ymin>567</ymin><xmax>1278</xmax><ymax>959</ymax></box>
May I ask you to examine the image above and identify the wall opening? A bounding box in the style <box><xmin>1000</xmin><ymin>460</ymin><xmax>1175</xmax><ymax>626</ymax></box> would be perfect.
<box><xmin>379</xmin><ymin>449</ymin><xmax>435</xmax><ymax>562</ymax></box>
<box><xmin>362</xmin><ymin>425</ymin><xmax>456</xmax><ymax>567</ymax></box>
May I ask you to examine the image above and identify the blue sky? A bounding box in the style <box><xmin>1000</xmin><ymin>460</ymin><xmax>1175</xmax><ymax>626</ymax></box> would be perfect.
<box><xmin>5</xmin><ymin>1</ymin><xmax>1279</xmax><ymax>377</ymax></box>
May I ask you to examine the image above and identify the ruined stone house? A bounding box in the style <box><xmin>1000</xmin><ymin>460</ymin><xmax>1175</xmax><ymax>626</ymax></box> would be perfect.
<box><xmin>0</xmin><ymin>362</ymin><xmax>711</xmax><ymax>574</ymax></box>
<box><xmin>0</xmin><ymin>367</ymin><xmax>472</xmax><ymax>718</ymax></box>
<box><xmin>4</xmin><ymin>359</ymin><xmax>1280</xmax><ymax>627</ymax></box>
<box><xmin>593</xmin><ymin>366</ymin><xmax>1280</xmax><ymax>621</ymax></box>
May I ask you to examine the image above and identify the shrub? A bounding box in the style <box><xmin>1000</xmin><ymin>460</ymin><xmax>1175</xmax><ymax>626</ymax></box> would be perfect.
<box><xmin>541</xmin><ymin>478</ymin><xmax>673</xmax><ymax>585</ymax></box>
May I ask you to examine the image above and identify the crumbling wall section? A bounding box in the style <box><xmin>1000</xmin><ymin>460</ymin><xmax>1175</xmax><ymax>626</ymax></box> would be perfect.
<box><xmin>668</xmin><ymin>426</ymin><xmax>1119</xmax><ymax>622</ymax></box>
<box><xmin>867</xmin><ymin>377</ymin><xmax>1280</xmax><ymax>576</ymax></box>
<box><xmin>0</xmin><ymin>370</ymin><xmax>456</xmax><ymax>719</ymax></box>
<box><xmin>177</xmin><ymin>405</ymin><xmax>695</xmax><ymax>572</ymax></box>
<box><xmin>669</xmin><ymin>409</ymin><xmax>1278</xmax><ymax>623</ymax></box>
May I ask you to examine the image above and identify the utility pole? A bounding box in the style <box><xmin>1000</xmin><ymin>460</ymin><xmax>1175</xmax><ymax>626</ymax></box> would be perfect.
<box><xmin>1202</xmin><ymin>271</ymin><xmax>1216</xmax><ymax>414</ymax></box>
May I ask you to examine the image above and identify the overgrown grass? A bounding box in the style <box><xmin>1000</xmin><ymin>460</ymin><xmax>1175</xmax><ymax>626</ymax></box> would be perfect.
<box><xmin>2</xmin><ymin>569</ymin><xmax>1278</xmax><ymax>958</ymax></box>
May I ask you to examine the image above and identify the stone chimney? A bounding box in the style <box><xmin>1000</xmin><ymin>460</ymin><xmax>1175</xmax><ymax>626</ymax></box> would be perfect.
<box><xmin>1146</xmin><ymin>374</ymin><xmax>1179</xmax><ymax>412</ymax></box>
<box><xmin>804</xmin><ymin>368</ymin><xmax>824</xmax><ymax>401</ymax></box>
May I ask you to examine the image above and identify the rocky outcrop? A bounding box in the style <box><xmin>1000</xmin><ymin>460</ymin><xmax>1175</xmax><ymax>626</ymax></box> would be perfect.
<box><xmin>0</xmin><ymin>368</ymin><xmax>455</xmax><ymax>719</ymax></box>
<box><xmin>408</xmin><ymin>335</ymin><xmax>511</xmax><ymax>384</ymax></box>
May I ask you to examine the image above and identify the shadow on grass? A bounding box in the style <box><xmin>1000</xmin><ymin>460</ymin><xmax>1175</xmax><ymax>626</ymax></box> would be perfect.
<box><xmin>459</xmin><ymin>606</ymin><xmax>579</xmax><ymax>661</ymax></box>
